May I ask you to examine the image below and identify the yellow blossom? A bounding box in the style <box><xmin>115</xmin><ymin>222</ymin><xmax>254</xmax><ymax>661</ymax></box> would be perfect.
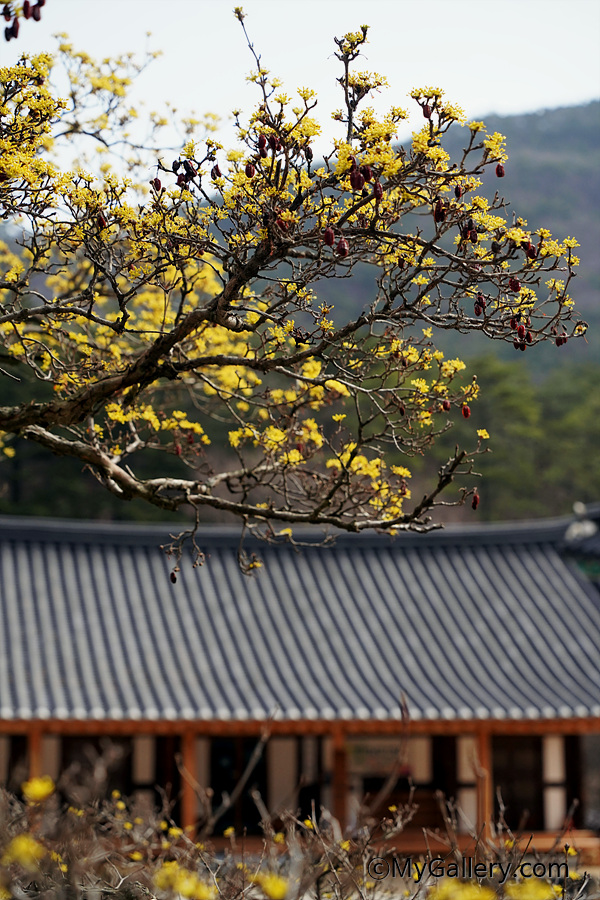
<box><xmin>21</xmin><ymin>775</ymin><xmax>55</xmax><ymax>803</ymax></box>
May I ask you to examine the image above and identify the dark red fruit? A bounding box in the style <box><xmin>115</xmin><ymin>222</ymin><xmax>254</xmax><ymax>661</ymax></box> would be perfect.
<box><xmin>350</xmin><ymin>169</ymin><xmax>365</xmax><ymax>191</ymax></box>
<box><xmin>183</xmin><ymin>160</ymin><xmax>196</xmax><ymax>178</ymax></box>
<box><xmin>398</xmin><ymin>404</ymin><xmax>405</xmax><ymax>416</ymax></box>
<box><xmin>336</xmin><ymin>238</ymin><xmax>349</xmax><ymax>257</ymax></box>
<box><xmin>423</xmin><ymin>104</ymin><xmax>432</xmax><ymax>119</ymax></box>
<box><xmin>210</xmin><ymin>164</ymin><xmax>222</xmax><ymax>179</ymax></box>
<box><xmin>491</xmin><ymin>240</ymin><xmax>501</xmax><ymax>254</ymax></box>
<box><xmin>150</xmin><ymin>178</ymin><xmax>161</xmax><ymax>192</ymax></box>
<box><xmin>526</xmin><ymin>331</ymin><xmax>533</xmax><ymax>344</ymax></box>
<box><xmin>513</xmin><ymin>339</ymin><xmax>520</xmax><ymax>349</ymax></box>
<box><xmin>434</xmin><ymin>199</ymin><xmax>445</xmax><ymax>223</ymax></box>
<box><xmin>258</xmin><ymin>134</ymin><xmax>267</xmax><ymax>150</ymax></box>
<box><xmin>517</xmin><ymin>324</ymin><xmax>526</xmax><ymax>339</ymax></box>
<box><xmin>472</xmin><ymin>490</ymin><xmax>480</xmax><ymax>510</ymax></box>
<box><xmin>360</xmin><ymin>165</ymin><xmax>373</xmax><ymax>182</ymax></box>
<box><xmin>23</xmin><ymin>1</ymin><xmax>31</xmax><ymax>17</ymax></box>
<box><xmin>31</xmin><ymin>4</ymin><xmax>40</xmax><ymax>21</ymax></box>
<box><xmin>172</xmin><ymin>160</ymin><xmax>181</xmax><ymax>174</ymax></box>
<box><xmin>469</xmin><ymin>230</ymin><xmax>478</xmax><ymax>243</ymax></box>
<box><xmin>373</xmin><ymin>181</ymin><xmax>383</xmax><ymax>201</ymax></box>
<box><xmin>519</xmin><ymin>342</ymin><xmax>526</xmax><ymax>351</ymax></box>
<box><xmin>4</xmin><ymin>26</ymin><xmax>10</xmax><ymax>40</ymax></box>
<box><xmin>442</xmin><ymin>399</ymin><xmax>451</xmax><ymax>411</ymax></box>
<box><xmin>526</xmin><ymin>243</ymin><xmax>537</xmax><ymax>259</ymax></box>
<box><xmin>474</xmin><ymin>304</ymin><xmax>482</xmax><ymax>316</ymax></box>
<box><xmin>509</xmin><ymin>277</ymin><xmax>521</xmax><ymax>292</ymax></box>
<box><xmin>10</xmin><ymin>15</ymin><xmax>18</xmax><ymax>36</ymax></box>
<box><xmin>170</xmin><ymin>571</ymin><xmax>177</xmax><ymax>584</ymax></box>
<box><xmin>510</xmin><ymin>317</ymin><xmax>518</xmax><ymax>330</ymax></box>
<box><xmin>477</xmin><ymin>292</ymin><xmax>486</xmax><ymax>309</ymax></box>
<box><xmin>323</xmin><ymin>227</ymin><xmax>335</xmax><ymax>247</ymax></box>
<box><xmin>245</xmin><ymin>162</ymin><xmax>255</xmax><ymax>178</ymax></box>
<box><xmin>2</xmin><ymin>5</ymin><xmax>10</xmax><ymax>21</ymax></box>
<box><xmin>305</xmin><ymin>145</ymin><xmax>313</xmax><ymax>161</ymax></box>
<box><xmin>177</xmin><ymin>173</ymin><xmax>186</xmax><ymax>186</ymax></box>
<box><xmin>259</xmin><ymin>147</ymin><xmax>268</xmax><ymax>159</ymax></box>
<box><xmin>97</xmin><ymin>212</ymin><xmax>108</xmax><ymax>229</ymax></box>
<box><xmin>496</xmin><ymin>163</ymin><xmax>505</xmax><ymax>177</ymax></box>
<box><xmin>268</xmin><ymin>135</ymin><xmax>278</xmax><ymax>151</ymax></box>
<box><xmin>462</xmin><ymin>405</ymin><xmax>471</xmax><ymax>419</ymax></box>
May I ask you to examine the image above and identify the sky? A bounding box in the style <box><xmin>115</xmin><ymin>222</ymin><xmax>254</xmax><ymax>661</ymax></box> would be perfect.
<box><xmin>3</xmin><ymin>0</ymin><xmax>600</xmax><ymax>156</ymax></box>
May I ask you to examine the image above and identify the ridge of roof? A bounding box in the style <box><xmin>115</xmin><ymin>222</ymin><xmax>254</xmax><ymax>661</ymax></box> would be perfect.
<box><xmin>0</xmin><ymin>510</ymin><xmax>581</xmax><ymax>549</ymax></box>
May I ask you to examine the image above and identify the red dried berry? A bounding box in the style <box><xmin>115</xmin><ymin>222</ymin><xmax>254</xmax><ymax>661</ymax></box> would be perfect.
<box><xmin>442</xmin><ymin>399</ymin><xmax>451</xmax><ymax>411</ymax></box>
<box><xmin>245</xmin><ymin>162</ymin><xmax>255</xmax><ymax>178</ymax></box>
<box><xmin>23</xmin><ymin>0</ymin><xmax>31</xmax><ymax>17</ymax></box>
<box><xmin>4</xmin><ymin>26</ymin><xmax>10</xmax><ymax>40</ymax></box>
<box><xmin>2</xmin><ymin>4</ymin><xmax>10</xmax><ymax>21</ymax></box>
<box><xmin>258</xmin><ymin>134</ymin><xmax>267</xmax><ymax>150</ymax></box>
<box><xmin>472</xmin><ymin>491</ymin><xmax>480</xmax><ymax>510</ymax></box>
<box><xmin>172</xmin><ymin>160</ymin><xmax>181</xmax><ymax>174</ymax></box>
<box><xmin>398</xmin><ymin>404</ymin><xmax>405</xmax><ymax>416</ymax></box>
<box><xmin>514</xmin><ymin>339</ymin><xmax>520</xmax><ymax>350</ymax></box>
<box><xmin>509</xmin><ymin>277</ymin><xmax>521</xmax><ymax>292</ymax></box>
<box><xmin>37</xmin><ymin>0</ymin><xmax>45</xmax><ymax>5</ymax></box>
<box><xmin>373</xmin><ymin>181</ymin><xmax>383</xmax><ymax>201</ymax></box>
<box><xmin>526</xmin><ymin>331</ymin><xmax>533</xmax><ymax>344</ymax></box>
<box><xmin>454</xmin><ymin>185</ymin><xmax>462</xmax><ymax>199</ymax></box>
<box><xmin>97</xmin><ymin>212</ymin><xmax>107</xmax><ymax>229</ymax></box>
<box><xmin>469</xmin><ymin>230</ymin><xmax>478</xmax><ymax>243</ymax></box>
<box><xmin>360</xmin><ymin>165</ymin><xmax>373</xmax><ymax>182</ymax></box>
<box><xmin>474</xmin><ymin>304</ymin><xmax>482</xmax><ymax>317</ymax></box>
<box><xmin>31</xmin><ymin>4</ymin><xmax>40</xmax><ymax>20</ymax></box>
<box><xmin>423</xmin><ymin>104</ymin><xmax>432</xmax><ymax>119</ymax></box>
<box><xmin>434</xmin><ymin>199</ymin><xmax>445</xmax><ymax>223</ymax></box>
<box><xmin>305</xmin><ymin>145</ymin><xmax>313</xmax><ymax>161</ymax></box>
<box><xmin>496</xmin><ymin>163</ymin><xmax>505</xmax><ymax>177</ymax></box>
<box><xmin>268</xmin><ymin>135</ymin><xmax>277</xmax><ymax>151</ymax></box>
<box><xmin>210</xmin><ymin>164</ymin><xmax>222</xmax><ymax>179</ymax></box>
<box><xmin>510</xmin><ymin>317</ymin><xmax>518</xmax><ymax>330</ymax></box>
<box><xmin>259</xmin><ymin>146</ymin><xmax>268</xmax><ymax>159</ymax></box>
<box><xmin>336</xmin><ymin>238</ymin><xmax>349</xmax><ymax>257</ymax></box>
<box><xmin>517</xmin><ymin>324</ymin><xmax>526</xmax><ymax>339</ymax></box>
<box><xmin>150</xmin><ymin>178</ymin><xmax>161</xmax><ymax>192</ymax></box>
<box><xmin>519</xmin><ymin>342</ymin><xmax>526</xmax><ymax>351</ymax></box>
<box><xmin>350</xmin><ymin>169</ymin><xmax>365</xmax><ymax>191</ymax></box>
<box><xmin>526</xmin><ymin>243</ymin><xmax>537</xmax><ymax>260</ymax></box>
<box><xmin>170</xmin><ymin>571</ymin><xmax>177</xmax><ymax>584</ymax></box>
<box><xmin>10</xmin><ymin>15</ymin><xmax>18</xmax><ymax>36</ymax></box>
<box><xmin>462</xmin><ymin>405</ymin><xmax>471</xmax><ymax>419</ymax></box>
<box><xmin>183</xmin><ymin>160</ymin><xmax>196</xmax><ymax>178</ymax></box>
<box><xmin>323</xmin><ymin>227</ymin><xmax>335</xmax><ymax>247</ymax></box>
<box><xmin>177</xmin><ymin>173</ymin><xmax>186</xmax><ymax>186</ymax></box>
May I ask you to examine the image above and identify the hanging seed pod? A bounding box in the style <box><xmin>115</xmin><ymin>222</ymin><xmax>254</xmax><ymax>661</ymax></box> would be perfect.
<box><xmin>477</xmin><ymin>292</ymin><xmax>486</xmax><ymax>309</ymax></box>
<box><xmin>510</xmin><ymin>317</ymin><xmax>518</xmax><ymax>330</ymax></box>
<box><xmin>526</xmin><ymin>331</ymin><xmax>533</xmax><ymax>344</ymax></box>
<box><xmin>496</xmin><ymin>163</ymin><xmax>505</xmax><ymax>177</ymax></box>
<box><xmin>268</xmin><ymin>135</ymin><xmax>277</xmax><ymax>151</ymax></box>
<box><xmin>323</xmin><ymin>227</ymin><xmax>335</xmax><ymax>247</ymax></box>
<box><xmin>454</xmin><ymin>185</ymin><xmax>462</xmax><ymax>199</ymax></box>
<box><xmin>336</xmin><ymin>238</ymin><xmax>349</xmax><ymax>257</ymax></box>
<box><xmin>360</xmin><ymin>165</ymin><xmax>373</xmax><ymax>182</ymax></box>
<box><xmin>517</xmin><ymin>324</ymin><xmax>526</xmax><ymax>340</ymax></box>
<box><xmin>373</xmin><ymin>181</ymin><xmax>383</xmax><ymax>201</ymax></box>
<box><xmin>423</xmin><ymin>104</ymin><xmax>432</xmax><ymax>119</ymax></box>
<box><xmin>245</xmin><ymin>162</ymin><xmax>255</xmax><ymax>178</ymax></box>
<box><xmin>258</xmin><ymin>134</ymin><xmax>267</xmax><ymax>150</ymax></box>
<box><xmin>210</xmin><ymin>164</ymin><xmax>222</xmax><ymax>179</ymax></box>
<box><xmin>350</xmin><ymin>169</ymin><xmax>364</xmax><ymax>191</ymax></box>
<box><xmin>23</xmin><ymin>0</ymin><xmax>31</xmax><ymax>17</ymax></box>
<box><xmin>304</xmin><ymin>145</ymin><xmax>313</xmax><ymax>161</ymax></box>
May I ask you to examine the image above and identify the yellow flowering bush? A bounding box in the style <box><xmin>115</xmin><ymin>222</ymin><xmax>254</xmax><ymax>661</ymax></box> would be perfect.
<box><xmin>0</xmin><ymin>12</ymin><xmax>585</xmax><ymax>567</ymax></box>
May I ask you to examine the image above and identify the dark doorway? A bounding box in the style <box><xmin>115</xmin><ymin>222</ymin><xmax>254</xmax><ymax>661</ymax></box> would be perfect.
<box><xmin>210</xmin><ymin>737</ymin><xmax>267</xmax><ymax>835</ymax></box>
<box><xmin>493</xmin><ymin>736</ymin><xmax>544</xmax><ymax>830</ymax></box>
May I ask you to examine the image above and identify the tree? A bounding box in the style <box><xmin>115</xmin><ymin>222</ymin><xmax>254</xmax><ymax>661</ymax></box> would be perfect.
<box><xmin>0</xmin><ymin>13</ymin><xmax>587</xmax><ymax>568</ymax></box>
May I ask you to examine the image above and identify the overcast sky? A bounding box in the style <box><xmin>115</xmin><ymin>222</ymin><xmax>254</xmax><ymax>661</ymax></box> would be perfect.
<box><xmin>4</xmin><ymin>0</ymin><xmax>600</xmax><ymax>154</ymax></box>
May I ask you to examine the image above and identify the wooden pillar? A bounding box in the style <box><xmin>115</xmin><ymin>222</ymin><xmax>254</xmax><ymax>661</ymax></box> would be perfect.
<box><xmin>181</xmin><ymin>732</ymin><xmax>197</xmax><ymax>833</ymax></box>
<box><xmin>332</xmin><ymin>729</ymin><xmax>348</xmax><ymax>830</ymax></box>
<box><xmin>28</xmin><ymin>727</ymin><xmax>43</xmax><ymax>779</ymax></box>
<box><xmin>476</xmin><ymin>727</ymin><xmax>493</xmax><ymax>840</ymax></box>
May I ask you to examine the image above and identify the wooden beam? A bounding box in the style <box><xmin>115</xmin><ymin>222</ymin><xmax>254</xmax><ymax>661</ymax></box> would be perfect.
<box><xmin>180</xmin><ymin>732</ymin><xmax>197</xmax><ymax>834</ymax></box>
<box><xmin>476</xmin><ymin>727</ymin><xmax>493</xmax><ymax>841</ymax></box>
<box><xmin>332</xmin><ymin>729</ymin><xmax>348</xmax><ymax>830</ymax></box>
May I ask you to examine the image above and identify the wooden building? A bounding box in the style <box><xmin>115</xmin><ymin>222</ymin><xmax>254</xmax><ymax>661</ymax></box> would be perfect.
<box><xmin>0</xmin><ymin>510</ymin><xmax>599</xmax><ymax>852</ymax></box>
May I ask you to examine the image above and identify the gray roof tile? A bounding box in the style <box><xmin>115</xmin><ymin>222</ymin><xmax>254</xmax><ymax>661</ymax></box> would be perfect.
<box><xmin>0</xmin><ymin>515</ymin><xmax>599</xmax><ymax>722</ymax></box>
